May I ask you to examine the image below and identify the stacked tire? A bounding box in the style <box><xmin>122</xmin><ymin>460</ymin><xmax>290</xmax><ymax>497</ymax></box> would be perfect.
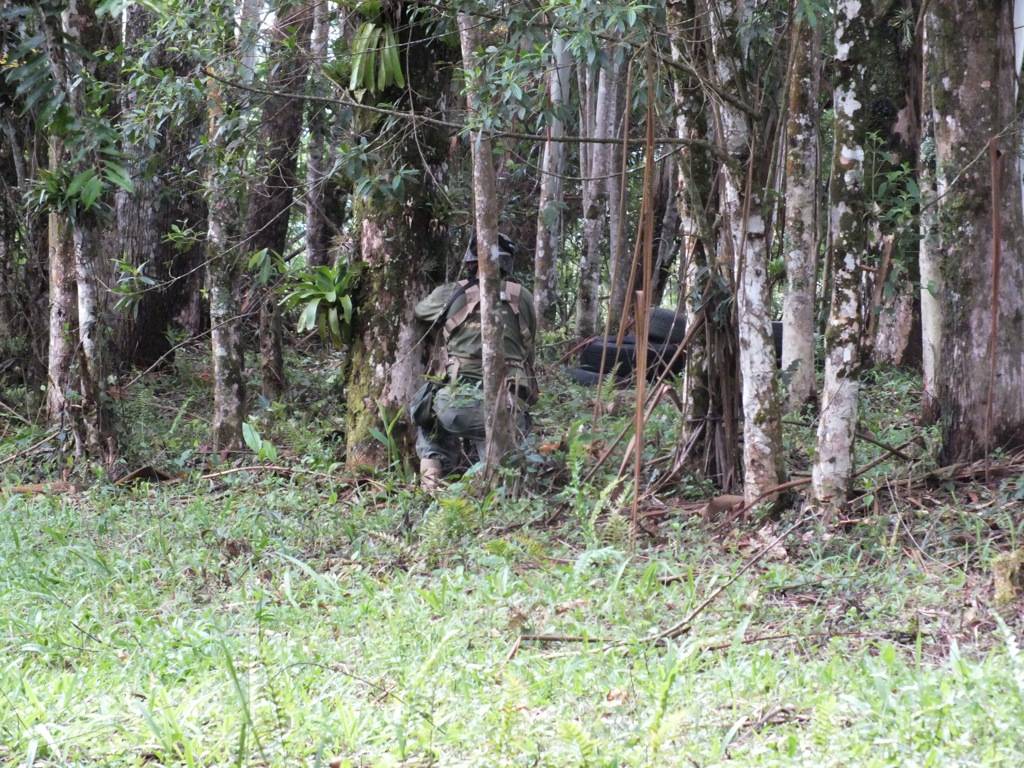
<box><xmin>566</xmin><ymin>315</ymin><xmax>785</xmax><ymax>385</ymax></box>
<box><xmin>566</xmin><ymin>308</ymin><xmax>687</xmax><ymax>386</ymax></box>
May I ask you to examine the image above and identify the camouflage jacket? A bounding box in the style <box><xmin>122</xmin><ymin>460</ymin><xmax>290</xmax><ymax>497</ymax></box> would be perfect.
<box><xmin>414</xmin><ymin>279</ymin><xmax>537</xmax><ymax>397</ymax></box>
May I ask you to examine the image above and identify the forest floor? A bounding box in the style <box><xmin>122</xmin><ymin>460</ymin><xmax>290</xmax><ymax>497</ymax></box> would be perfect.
<box><xmin>2</xmin><ymin>349</ymin><xmax>1024</xmax><ymax>766</ymax></box>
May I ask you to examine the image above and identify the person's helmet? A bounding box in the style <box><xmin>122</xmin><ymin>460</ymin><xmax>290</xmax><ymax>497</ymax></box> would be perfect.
<box><xmin>464</xmin><ymin>232</ymin><xmax>517</xmax><ymax>275</ymax></box>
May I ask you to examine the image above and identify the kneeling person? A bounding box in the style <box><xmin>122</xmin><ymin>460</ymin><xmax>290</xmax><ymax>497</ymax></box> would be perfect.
<box><xmin>412</xmin><ymin>234</ymin><xmax>537</xmax><ymax>487</ymax></box>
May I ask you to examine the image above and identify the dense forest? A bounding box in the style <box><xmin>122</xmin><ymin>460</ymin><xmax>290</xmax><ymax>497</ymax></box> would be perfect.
<box><xmin>2</xmin><ymin>0</ymin><xmax>1024</xmax><ymax>764</ymax></box>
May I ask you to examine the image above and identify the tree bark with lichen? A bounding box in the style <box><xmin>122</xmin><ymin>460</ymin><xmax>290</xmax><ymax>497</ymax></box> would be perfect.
<box><xmin>926</xmin><ymin>0</ymin><xmax>1024</xmax><ymax>463</ymax></box>
<box><xmin>344</xmin><ymin>7</ymin><xmax>451</xmax><ymax>469</ymax></box>
<box><xmin>812</xmin><ymin>0</ymin><xmax>873</xmax><ymax>514</ymax></box>
<box><xmin>781</xmin><ymin>18</ymin><xmax>818</xmax><ymax>412</ymax></box>
<box><xmin>243</xmin><ymin>0</ymin><xmax>314</xmax><ymax>401</ymax></box>
<box><xmin>458</xmin><ymin>11</ymin><xmax>513</xmax><ymax>471</ymax></box>
<box><xmin>205</xmin><ymin>0</ymin><xmax>260</xmax><ymax>452</ymax></box>
<box><xmin>533</xmin><ymin>32</ymin><xmax>571</xmax><ymax>329</ymax></box>
<box><xmin>705</xmin><ymin>0</ymin><xmax>784</xmax><ymax>502</ymax></box>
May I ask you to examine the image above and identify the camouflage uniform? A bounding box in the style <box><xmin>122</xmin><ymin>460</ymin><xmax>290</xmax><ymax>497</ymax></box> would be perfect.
<box><xmin>413</xmin><ymin>278</ymin><xmax>537</xmax><ymax>474</ymax></box>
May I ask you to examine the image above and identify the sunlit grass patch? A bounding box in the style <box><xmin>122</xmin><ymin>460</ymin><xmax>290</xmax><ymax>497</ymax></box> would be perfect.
<box><xmin>1</xmin><ymin>466</ymin><xmax>1022</xmax><ymax>766</ymax></box>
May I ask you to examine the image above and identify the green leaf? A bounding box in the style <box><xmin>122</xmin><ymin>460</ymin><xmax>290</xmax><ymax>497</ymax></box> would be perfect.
<box><xmin>340</xmin><ymin>294</ymin><xmax>353</xmax><ymax>325</ymax></box>
<box><xmin>242</xmin><ymin>422</ymin><xmax>262</xmax><ymax>453</ymax></box>
<box><xmin>327</xmin><ymin>306</ymin><xmax>341</xmax><ymax>342</ymax></box>
<box><xmin>298</xmin><ymin>298</ymin><xmax>321</xmax><ymax>333</ymax></box>
<box><xmin>363</xmin><ymin>26</ymin><xmax>381</xmax><ymax>91</ymax></box>
<box><xmin>80</xmin><ymin>174</ymin><xmax>104</xmax><ymax>209</ymax></box>
<box><xmin>385</xmin><ymin>26</ymin><xmax>404</xmax><ymax>88</ymax></box>
<box><xmin>103</xmin><ymin>161</ymin><xmax>135</xmax><ymax>194</ymax></box>
<box><xmin>258</xmin><ymin>440</ymin><xmax>278</xmax><ymax>461</ymax></box>
<box><xmin>67</xmin><ymin>169</ymin><xmax>94</xmax><ymax>199</ymax></box>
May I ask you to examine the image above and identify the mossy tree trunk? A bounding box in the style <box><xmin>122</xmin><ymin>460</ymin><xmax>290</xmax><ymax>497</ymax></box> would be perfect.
<box><xmin>46</xmin><ymin>176</ymin><xmax>76</xmax><ymax>427</ymax></box>
<box><xmin>206</xmin><ymin>0</ymin><xmax>261</xmax><ymax>452</ymax></box>
<box><xmin>918</xmin><ymin>65</ymin><xmax>942</xmax><ymax>422</ymax></box>
<box><xmin>706</xmin><ymin>0</ymin><xmax>784</xmax><ymax>502</ymax></box>
<box><xmin>533</xmin><ymin>32</ymin><xmax>572</xmax><ymax>330</ymax></box>
<box><xmin>927</xmin><ymin>0</ymin><xmax>1024</xmax><ymax>462</ymax></box>
<box><xmin>781</xmin><ymin>18</ymin><xmax>819</xmax><ymax>412</ymax></box>
<box><xmin>344</xmin><ymin>5</ymin><xmax>451</xmax><ymax>469</ymax></box>
<box><xmin>115</xmin><ymin>4</ymin><xmax>207</xmax><ymax>369</ymax></box>
<box><xmin>458</xmin><ymin>11</ymin><xmax>513</xmax><ymax>472</ymax></box>
<box><xmin>242</xmin><ymin>0</ymin><xmax>314</xmax><ymax>401</ymax></box>
<box><xmin>812</xmin><ymin>0</ymin><xmax>873</xmax><ymax>514</ymax></box>
<box><xmin>40</xmin><ymin>0</ymin><xmax>119</xmax><ymax>465</ymax></box>
<box><xmin>575</xmin><ymin>57</ymin><xmax>614</xmax><ymax>339</ymax></box>
<box><xmin>304</xmin><ymin>0</ymin><xmax>346</xmax><ymax>267</ymax></box>
<box><xmin>668</xmin><ymin>0</ymin><xmax>740</xmax><ymax>489</ymax></box>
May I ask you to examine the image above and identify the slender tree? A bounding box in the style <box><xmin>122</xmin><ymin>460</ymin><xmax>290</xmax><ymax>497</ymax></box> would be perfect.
<box><xmin>533</xmin><ymin>32</ymin><xmax>571</xmax><ymax>328</ymax></box>
<box><xmin>575</xmin><ymin>51</ymin><xmax>616</xmax><ymax>338</ymax></box>
<box><xmin>458</xmin><ymin>9</ymin><xmax>513</xmax><ymax>470</ymax></box>
<box><xmin>705</xmin><ymin>0</ymin><xmax>784</xmax><ymax>502</ymax></box>
<box><xmin>780</xmin><ymin>18</ymin><xmax>818</xmax><ymax>411</ymax></box>
<box><xmin>812</xmin><ymin>0</ymin><xmax>872</xmax><ymax>513</ymax></box>
<box><xmin>205</xmin><ymin>0</ymin><xmax>261</xmax><ymax>451</ymax></box>
<box><xmin>39</xmin><ymin>0</ymin><xmax>119</xmax><ymax>464</ymax></box>
<box><xmin>918</xmin><ymin>18</ymin><xmax>942</xmax><ymax>423</ymax></box>
<box><xmin>304</xmin><ymin>0</ymin><xmax>343</xmax><ymax>267</ymax></box>
<box><xmin>243</xmin><ymin>0</ymin><xmax>314</xmax><ymax>400</ymax></box>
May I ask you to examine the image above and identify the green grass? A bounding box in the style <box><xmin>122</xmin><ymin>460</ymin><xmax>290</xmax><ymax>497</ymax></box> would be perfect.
<box><xmin>2</xmin><ymin>360</ymin><xmax>1023</xmax><ymax>766</ymax></box>
<box><xmin>1</xmin><ymin>474</ymin><xmax>1023</xmax><ymax>766</ymax></box>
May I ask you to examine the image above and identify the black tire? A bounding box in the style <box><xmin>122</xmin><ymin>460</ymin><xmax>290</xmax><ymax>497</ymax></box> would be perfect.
<box><xmin>565</xmin><ymin>366</ymin><xmax>626</xmax><ymax>387</ymax></box>
<box><xmin>647</xmin><ymin>307</ymin><xmax>686</xmax><ymax>344</ymax></box>
<box><xmin>578</xmin><ymin>336</ymin><xmax>636</xmax><ymax>375</ymax></box>
<box><xmin>645</xmin><ymin>341</ymin><xmax>685</xmax><ymax>377</ymax></box>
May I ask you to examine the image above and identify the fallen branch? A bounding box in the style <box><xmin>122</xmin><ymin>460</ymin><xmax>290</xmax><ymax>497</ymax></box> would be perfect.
<box><xmin>0</xmin><ymin>397</ymin><xmax>31</xmax><ymax>426</ymax></box>
<box><xmin>639</xmin><ymin>510</ymin><xmax>809</xmax><ymax>645</ymax></box>
<box><xmin>0</xmin><ymin>429</ymin><xmax>60</xmax><ymax>467</ymax></box>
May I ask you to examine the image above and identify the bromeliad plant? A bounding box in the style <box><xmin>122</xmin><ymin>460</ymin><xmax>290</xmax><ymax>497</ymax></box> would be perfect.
<box><xmin>281</xmin><ymin>262</ymin><xmax>362</xmax><ymax>347</ymax></box>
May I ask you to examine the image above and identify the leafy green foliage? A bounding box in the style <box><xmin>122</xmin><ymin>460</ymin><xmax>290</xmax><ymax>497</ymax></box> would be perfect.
<box><xmin>242</xmin><ymin>419</ymin><xmax>279</xmax><ymax>461</ymax></box>
<box><xmin>345</xmin><ymin>21</ymin><xmax>405</xmax><ymax>99</ymax></box>
<box><xmin>111</xmin><ymin>258</ymin><xmax>158</xmax><ymax>317</ymax></box>
<box><xmin>281</xmin><ymin>262</ymin><xmax>362</xmax><ymax>347</ymax></box>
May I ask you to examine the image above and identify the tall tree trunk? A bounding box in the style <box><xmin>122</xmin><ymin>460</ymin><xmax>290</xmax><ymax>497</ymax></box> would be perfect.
<box><xmin>72</xmin><ymin>220</ymin><xmax>115</xmax><ymax>462</ymax></box>
<box><xmin>40</xmin><ymin>1</ymin><xmax>118</xmax><ymax>464</ymax></box>
<box><xmin>206</xmin><ymin>101</ymin><xmax>246</xmax><ymax>452</ymax></box>
<box><xmin>458</xmin><ymin>12</ymin><xmax>513</xmax><ymax>471</ymax></box>
<box><xmin>305</xmin><ymin>0</ymin><xmax>339</xmax><ymax>267</ymax></box>
<box><xmin>243</xmin><ymin>0</ymin><xmax>314</xmax><ymax>400</ymax></box>
<box><xmin>928</xmin><ymin>0</ymin><xmax>1024</xmax><ymax>462</ymax></box>
<box><xmin>918</xmin><ymin>28</ymin><xmax>942</xmax><ymax>422</ymax></box>
<box><xmin>605</xmin><ymin>51</ymin><xmax>632</xmax><ymax>331</ymax></box>
<box><xmin>46</xmin><ymin>175</ymin><xmax>76</xmax><ymax>426</ymax></box>
<box><xmin>812</xmin><ymin>0</ymin><xmax>872</xmax><ymax>513</ymax></box>
<box><xmin>669</xmin><ymin>0</ymin><xmax>738</xmax><ymax>488</ymax></box>
<box><xmin>205</xmin><ymin>0</ymin><xmax>260</xmax><ymax>452</ymax></box>
<box><xmin>707</xmin><ymin>0</ymin><xmax>784</xmax><ymax>502</ymax></box>
<box><xmin>781</xmin><ymin>19</ymin><xmax>818</xmax><ymax>411</ymax></box>
<box><xmin>344</xmin><ymin>10</ymin><xmax>451</xmax><ymax>469</ymax></box>
<box><xmin>115</xmin><ymin>4</ymin><xmax>208</xmax><ymax>369</ymax></box>
<box><xmin>533</xmin><ymin>32</ymin><xmax>571</xmax><ymax>329</ymax></box>
<box><xmin>651</xmin><ymin>158</ymin><xmax>679</xmax><ymax>307</ymax></box>
<box><xmin>575</xmin><ymin>59</ymin><xmax>612</xmax><ymax>338</ymax></box>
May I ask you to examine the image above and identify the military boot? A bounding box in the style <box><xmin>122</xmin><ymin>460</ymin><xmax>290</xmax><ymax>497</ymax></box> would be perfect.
<box><xmin>419</xmin><ymin>458</ymin><xmax>444</xmax><ymax>490</ymax></box>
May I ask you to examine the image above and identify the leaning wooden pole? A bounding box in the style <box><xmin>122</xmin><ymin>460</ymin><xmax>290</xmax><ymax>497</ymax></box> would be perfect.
<box><xmin>630</xmin><ymin>53</ymin><xmax>658</xmax><ymax>537</ymax></box>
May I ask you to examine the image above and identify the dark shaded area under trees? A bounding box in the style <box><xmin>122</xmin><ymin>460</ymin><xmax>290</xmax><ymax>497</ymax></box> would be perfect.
<box><xmin>2</xmin><ymin>0</ymin><xmax>1023</xmax><ymax>512</ymax></box>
